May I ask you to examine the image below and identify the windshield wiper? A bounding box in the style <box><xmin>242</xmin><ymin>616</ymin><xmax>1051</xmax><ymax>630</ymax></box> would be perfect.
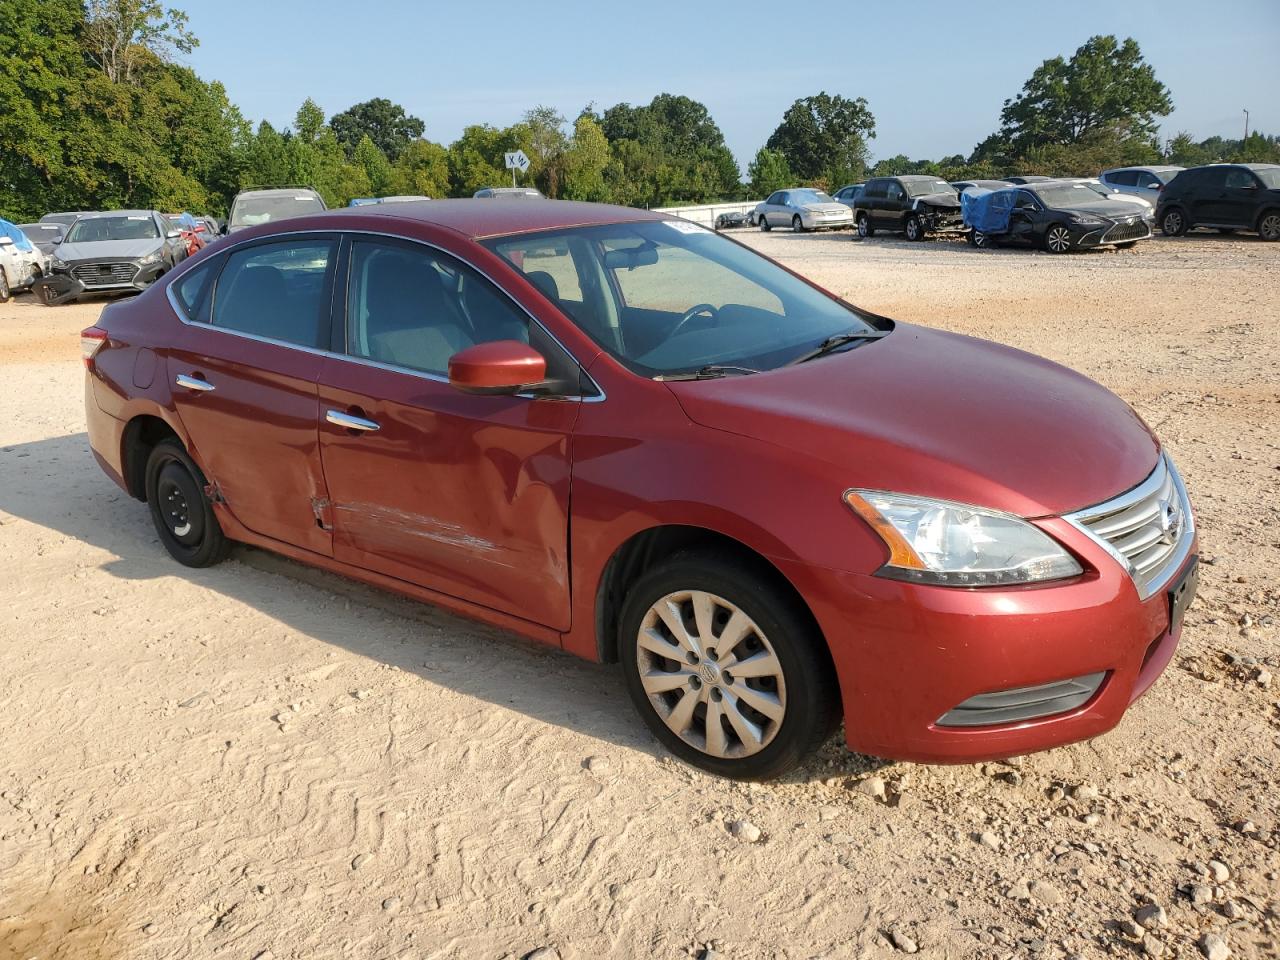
<box><xmin>655</xmin><ymin>364</ymin><xmax>760</xmax><ymax>382</ymax></box>
<box><xmin>787</xmin><ymin>330</ymin><xmax>888</xmax><ymax>366</ymax></box>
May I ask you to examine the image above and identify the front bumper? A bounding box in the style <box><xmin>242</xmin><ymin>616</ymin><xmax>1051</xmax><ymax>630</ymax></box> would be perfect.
<box><xmin>43</xmin><ymin>259</ymin><xmax>166</xmax><ymax>300</ymax></box>
<box><xmin>917</xmin><ymin>207</ymin><xmax>965</xmax><ymax>233</ymax></box>
<box><xmin>802</xmin><ymin>213</ymin><xmax>854</xmax><ymax>230</ymax></box>
<box><xmin>777</xmin><ymin>519</ymin><xmax>1196</xmax><ymax>763</ymax></box>
<box><xmin>1075</xmin><ymin>219</ymin><xmax>1154</xmax><ymax>248</ymax></box>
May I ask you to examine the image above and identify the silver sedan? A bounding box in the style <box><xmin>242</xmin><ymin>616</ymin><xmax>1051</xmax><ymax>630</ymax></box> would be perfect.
<box><xmin>753</xmin><ymin>188</ymin><xmax>854</xmax><ymax>232</ymax></box>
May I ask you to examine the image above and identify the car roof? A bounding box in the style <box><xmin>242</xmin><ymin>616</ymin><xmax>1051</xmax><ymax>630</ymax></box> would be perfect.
<box><xmin>1105</xmin><ymin>165</ymin><xmax>1183</xmax><ymax>173</ymax></box>
<box><xmin>894</xmin><ymin>175</ymin><xmax>947</xmax><ymax>182</ymax></box>
<box><xmin>76</xmin><ymin>209</ymin><xmax>158</xmax><ymax>219</ymax></box>
<box><xmin>235</xmin><ymin>188</ymin><xmax>322</xmax><ymax>198</ymax></box>
<box><xmin>322</xmin><ymin>198</ymin><xmax>672</xmax><ymax>240</ymax></box>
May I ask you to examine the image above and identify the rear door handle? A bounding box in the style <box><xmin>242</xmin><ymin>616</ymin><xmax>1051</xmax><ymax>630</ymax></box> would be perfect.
<box><xmin>175</xmin><ymin>373</ymin><xmax>214</xmax><ymax>392</ymax></box>
<box><xmin>326</xmin><ymin>410</ymin><xmax>380</xmax><ymax>432</ymax></box>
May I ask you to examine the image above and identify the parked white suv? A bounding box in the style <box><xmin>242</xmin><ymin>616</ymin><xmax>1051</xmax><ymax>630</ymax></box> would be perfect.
<box><xmin>1099</xmin><ymin>166</ymin><xmax>1184</xmax><ymax>201</ymax></box>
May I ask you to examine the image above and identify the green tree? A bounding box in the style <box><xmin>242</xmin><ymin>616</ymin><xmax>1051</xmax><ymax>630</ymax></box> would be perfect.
<box><xmin>747</xmin><ymin>147</ymin><xmax>791</xmax><ymax>197</ymax></box>
<box><xmin>329</xmin><ymin>97</ymin><xmax>425</xmax><ymax>161</ymax></box>
<box><xmin>765</xmin><ymin>92</ymin><xmax>875</xmax><ymax>188</ymax></box>
<box><xmin>523</xmin><ymin>105</ymin><xmax>569</xmax><ymax>197</ymax></box>
<box><xmin>561</xmin><ymin>115</ymin><xmax>611</xmax><ymax>201</ymax></box>
<box><xmin>353</xmin><ymin>134</ymin><xmax>392</xmax><ymax>196</ymax></box>
<box><xmin>83</xmin><ymin>0</ymin><xmax>197</xmax><ymax>83</ymax></box>
<box><xmin>990</xmin><ymin>36</ymin><xmax>1171</xmax><ymax>157</ymax></box>
<box><xmin>389</xmin><ymin>139</ymin><xmax>451</xmax><ymax>197</ymax></box>
<box><xmin>447</xmin><ymin>124</ymin><xmax>527</xmax><ymax>196</ymax></box>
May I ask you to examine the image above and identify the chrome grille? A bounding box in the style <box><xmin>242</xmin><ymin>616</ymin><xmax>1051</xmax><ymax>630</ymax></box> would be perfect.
<box><xmin>1065</xmin><ymin>454</ymin><xmax>1194</xmax><ymax>600</ymax></box>
<box><xmin>1102</xmin><ymin>219</ymin><xmax>1152</xmax><ymax>243</ymax></box>
<box><xmin>71</xmin><ymin>261</ymin><xmax>137</xmax><ymax>287</ymax></box>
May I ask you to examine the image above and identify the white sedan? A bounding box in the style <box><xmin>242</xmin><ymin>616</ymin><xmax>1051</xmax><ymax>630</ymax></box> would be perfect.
<box><xmin>753</xmin><ymin>188</ymin><xmax>854</xmax><ymax>232</ymax></box>
<box><xmin>0</xmin><ymin>228</ymin><xmax>45</xmax><ymax>302</ymax></box>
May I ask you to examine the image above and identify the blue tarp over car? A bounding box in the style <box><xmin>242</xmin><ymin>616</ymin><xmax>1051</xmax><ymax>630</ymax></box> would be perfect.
<box><xmin>0</xmin><ymin>219</ymin><xmax>35</xmax><ymax>252</ymax></box>
<box><xmin>961</xmin><ymin>188</ymin><xmax>1017</xmax><ymax>235</ymax></box>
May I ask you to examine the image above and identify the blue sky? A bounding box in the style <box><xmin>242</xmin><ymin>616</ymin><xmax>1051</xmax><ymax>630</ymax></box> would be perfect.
<box><xmin>185</xmin><ymin>0</ymin><xmax>1279</xmax><ymax>170</ymax></box>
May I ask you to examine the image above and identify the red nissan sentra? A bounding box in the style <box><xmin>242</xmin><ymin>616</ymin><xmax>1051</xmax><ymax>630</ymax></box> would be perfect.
<box><xmin>82</xmin><ymin>200</ymin><xmax>1198</xmax><ymax>780</ymax></box>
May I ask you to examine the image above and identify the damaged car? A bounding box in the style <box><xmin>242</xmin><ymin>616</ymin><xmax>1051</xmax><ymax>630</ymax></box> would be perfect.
<box><xmin>962</xmin><ymin>183</ymin><xmax>1154</xmax><ymax>253</ymax></box>
<box><xmin>854</xmin><ymin>176</ymin><xmax>963</xmax><ymax>240</ymax></box>
<box><xmin>0</xmin><ymin>220</ymin><xmax>46</xmax><ymax>302</ymax></box>
<box><xmin>37</xmin><ymin>210</ymin><xmax>184</xmax><ymax>304</ymax></box>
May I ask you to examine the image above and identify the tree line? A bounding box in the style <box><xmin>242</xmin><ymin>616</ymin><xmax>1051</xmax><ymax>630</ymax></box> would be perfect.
<box><xmin>3</xmin><ymin>3</ymin><xmax>1277</xmax><ymax>222</ymax></box>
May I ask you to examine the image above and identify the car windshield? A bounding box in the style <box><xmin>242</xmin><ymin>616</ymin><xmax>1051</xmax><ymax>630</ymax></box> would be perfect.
<box><xmin>1255</xmin><ymin>168</ymin><xmax>1280</xmax><ymax>188</ymax></box>
<box><xmin>65</xmin><ymin>216</ymin><xmax>159</xmax><ymax>243</ymax></box>
<box><xmin>483</xmin><ymin>221</ymin><xmax>878</xmax><ymax>377</ymax></box>
<box><xmin>1030</xmin><ymin>183</ymin><xmax>1104</xmax><ymax>207</ymax></box>
<box><xmin>230</xmin><ymin>195</ymin><xmax>324</xmax><ymax>227</ymax></box>
<box><xmin>18</xmin><ymin>224</ymin><xmax>62</xmax><ymax>241</ymax></box>
<box><xmin>905</xmin><ymin>180</ymin><xmax>956</xmax><ymax>197</ymax></box>
<box><xmin>790</xmin><ymin>190</ymin><xmax>834</xmax><ymax>204</ymax></box>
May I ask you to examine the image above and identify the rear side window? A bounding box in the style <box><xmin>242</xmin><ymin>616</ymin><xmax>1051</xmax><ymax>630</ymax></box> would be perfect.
<box><xmin>864</xmin><ymin>180</ymin><xmax>887</xmax><ymax>199</ymax></box>
<box><xmin>1225</xmin><ymin>168</ymin><xmax>1257</xmax><ymax>189</ymax></box>
<box><xmin>886</xmin><ymin>182</ymin><xmax>905</xmax><ymax>202</ymax></box>
<box><xmin>171</xmin><ymin>257</ymin><xmax>220</xmax><ymax>321</ymax></box>
<box><xmin>1109</xmin><ymin>170</ymin><xmax>1139</xmax><ymax>186</ymax></box>
<box><xmin>211</xmin><ymin>240</ymin><xmax>335</xmax><ymax>347</ymax></box>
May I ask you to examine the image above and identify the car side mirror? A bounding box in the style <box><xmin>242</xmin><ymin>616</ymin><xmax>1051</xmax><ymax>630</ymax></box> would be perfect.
<box><xmin>448</xmin><ymin>340</ymin><xmax>548</xmax><ymax>396</ymax></box>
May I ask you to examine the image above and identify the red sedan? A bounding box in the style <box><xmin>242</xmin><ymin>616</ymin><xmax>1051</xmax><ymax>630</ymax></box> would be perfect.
<box><xmin>82</xmin><ymin>200</ymin><xmax>1198</xmax><ymax>779</ymax></box>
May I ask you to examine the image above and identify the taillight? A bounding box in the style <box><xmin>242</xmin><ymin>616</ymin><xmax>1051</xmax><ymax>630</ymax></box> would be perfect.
<box><xmin>81</xmin><ymin>326</ymin><xmax>108</xmax><ymax>369</ymax></box>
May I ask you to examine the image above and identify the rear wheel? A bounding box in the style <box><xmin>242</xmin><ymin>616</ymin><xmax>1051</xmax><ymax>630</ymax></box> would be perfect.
<box><xmin>856</xmin><ymin>213</ymin><xmax>874</xmax><ymax>238</ymax></box>
<box><xmin>792</xmin><ymin>215</ymin><xmax>805</xmax><ymax>233</ymax></box>
<box><xmin>619</xmin><ymin>552</ymin><xmax>838</xmax><ymax>781</ymax></box>
<box><xmin>1043</xmin><ymin>224</ymin><xmax>1073</xmax><ymax>253</ymax></box>
<box><xmin>904</xmin><ymin>214</ymin><xmax>924</xmax><ymax>241</ymax></box>
<box><xmin>145</xmin><ymin>440</ymin><xmax>231</xmax><ymax>568</ymax></box>
<box><xmin>1258</xmin><ymin>212</ymin><xmax>1280</xmax><ymax>241</ymax></box>
<box><xmin>1161</xmin><ymin>208</ymin><xmax>1187</xmax><ymax>236</ymax></box>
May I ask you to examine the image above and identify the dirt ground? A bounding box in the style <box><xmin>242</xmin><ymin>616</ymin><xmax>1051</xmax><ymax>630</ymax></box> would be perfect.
<box><xmin>1</xmin><ymin>232</ymin><xmax>1277</xmax><ymax>960</ymax></box>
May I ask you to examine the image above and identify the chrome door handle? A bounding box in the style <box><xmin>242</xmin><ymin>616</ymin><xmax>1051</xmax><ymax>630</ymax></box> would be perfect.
<box><xmin>175</xmin><ymin>373</ymin><xmax>215</xmax><ymax>392</ymax></box>
<box><xmin>326</xmin><ymin>410</ymin><xmax>380</xmax><ymax>432</ymax></box>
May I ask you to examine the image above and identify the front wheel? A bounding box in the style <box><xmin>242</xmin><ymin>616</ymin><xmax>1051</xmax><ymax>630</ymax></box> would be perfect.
<box><xmin>1160</xmin><ymin>208</ymin><xmax>1187</xmax><ymax>236</ymax></box>
<box><xmin>145</xmin><ymin>440</ymin><xmax>231</xmax><ymax>567</ymax></box>
<box><xmin>1043</xmin><ymin>224</ymin><xmax>1073</xmax><ymax>253</ymax></box>
<box><xmin>969</xmin><ymin>229</ymin><xmax>990</xmax><ymax>248</ymax></box>
<box><xmin>904</xmin><ymin>214</ymin><xmax>924</xmax><ymax>241</ymax></box>
<box><xmin>0</xmin><ymin>270</ymin><xmax>10</xmax><ymax>303</ymax></box>
<box><xmin>856</xmin><ymin>213</ymin><xmax>874</xmax><ymax>238</ymax></box>
<box><xmin>1258</xmin><ymin>212</ymin><xmax>1280</xmax><ymax>242</ymax></box>
<box><xmin>619</xmin><ymin>552</ymin><xmax>838</xmax><ymax>781</ymax></box>
<box><xmin>792</xmin><ymin>215</ymin><xmax>805</xmax><ymax>233</ymax></box>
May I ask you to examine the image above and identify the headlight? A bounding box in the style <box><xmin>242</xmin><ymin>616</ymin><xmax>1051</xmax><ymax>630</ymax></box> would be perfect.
<box><xmin>51</xmin><ymin>257</ymin><xmax>68</xmax><ymax>271</ymax></box>
<box><xmin>844</xmin><ymin>489</ymin><xmax>1084</xmax><ymax>586</ymax></box>
<box><xmin>1070</xmin><ymin>215</ymin><xmax>1105</xmax><ymax>225</ymax></box>
<box><xmin>138</xmin><ymin>251</ymin><xmax>162</xmax><ymax>265</ymax></box>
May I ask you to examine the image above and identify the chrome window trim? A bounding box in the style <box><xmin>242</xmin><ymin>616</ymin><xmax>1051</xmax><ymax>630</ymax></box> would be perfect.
<box><xmin>163</xmin><ymin>227</ymin><xmax>605</xmax><ymax>403</ymax></box>
<box><xmin>1063</xmin><ymin>453</ymin><xmax>1195</xmax><ymax>601</ymax></box>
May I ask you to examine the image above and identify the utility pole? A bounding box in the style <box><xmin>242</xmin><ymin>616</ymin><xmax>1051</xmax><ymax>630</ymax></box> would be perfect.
<box><xmin>1243</xmin><ymin>108</ymin><xmax>1250</xmax><ymax>142</ymax></box>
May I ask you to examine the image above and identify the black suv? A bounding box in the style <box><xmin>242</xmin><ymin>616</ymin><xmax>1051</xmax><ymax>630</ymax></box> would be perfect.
<box><xmin>1155</xmin><ymin>163</ymin><xmax>1280</xmax><ymax>241</ymax></box>
<box><xmin>853</xmin><ymin>176</ymin><xmax>963</xmax><ymax>240</ymax></box>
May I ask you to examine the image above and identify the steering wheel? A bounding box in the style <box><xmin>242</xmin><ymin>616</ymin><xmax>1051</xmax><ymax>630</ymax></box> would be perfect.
<box><xmin>669</xmin><ymin>303</ymin><xmax>720</xmax><ymax>339</ymax></box>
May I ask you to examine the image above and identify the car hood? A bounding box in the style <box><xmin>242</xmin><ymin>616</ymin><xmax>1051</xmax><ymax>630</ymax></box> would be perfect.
<box><xmin>801</xmin><ymin>203</ymin><xmax>852</xmax><ymax>215</ymax></box>
<box><xmin>1051</xmin><ymin>199</ymin><xmax>1147</xmax><ymax>219</ymax></box>
<box><xmin>56</xmin><ymin>238</ymin><xmax>163</xmax><ymax>261</ymax></box>
<box><xmin>912</xmin><ymin>194</ymin><xmax>961</xmax><ymax>211</ymax></box>
<box><xmin>665</xmin><ymin>323</ymin><xmax>1158</xmax><ymax>518</ymax></box>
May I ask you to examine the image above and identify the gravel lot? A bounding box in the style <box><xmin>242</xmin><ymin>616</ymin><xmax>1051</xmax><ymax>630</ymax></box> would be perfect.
<box><xmin>1</xmin><ymin>232</ymin><xmax>1277</xmax><ymax>959</ymax></box>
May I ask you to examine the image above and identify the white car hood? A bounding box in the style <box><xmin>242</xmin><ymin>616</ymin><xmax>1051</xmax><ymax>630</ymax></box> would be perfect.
<box><xmin>802</xmin><ymin>203</ymin><xmax>851</xmax><ymax>215</ymax></box>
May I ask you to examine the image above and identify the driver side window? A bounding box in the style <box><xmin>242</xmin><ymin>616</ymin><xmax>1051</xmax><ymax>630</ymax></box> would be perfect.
<box><xmin>886</xmin><ymin>182</ymin><xmax>905</xmax><ymax>202</ymax></box>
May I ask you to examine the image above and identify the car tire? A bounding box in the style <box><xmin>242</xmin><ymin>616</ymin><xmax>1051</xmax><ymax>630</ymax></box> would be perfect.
<box><xmin>856</xmin><ymin>214</ymin><xmax>874</xmax><ymax>238</ymax></box>
<box><xmin>969</xmin><ymin>229</ymin><xmax>990</xmax><ymax>248</ymax></box>
<box><xmin>1160</xmin><ymin>208</ymin><xmax>1187</xmax><ymax>237</ymax></box>
<box><xmin>145</xmin><ymin>439</ymin><xmax>231</xmax><ymax>568</ymax></box>
<box><xmin>0</xmin><ymin>269</ymin><xmax>9</xmax><ymax>303</ymax></box>
<box><xmin>618</xmin><ymin>550</ymin><xmax>839</xmax><ymax>781</ymax></box>
<box><xmin>1043</xmin><ymin>225</ymin><xmax>1073</xmax><ymax>254</ymax></box>
<box><xmin>759</xmin><ymin>215</ymin><xmax>771</xmax><ymax>232</ymax></box>
<box><xmin>1258</xmin><ymin>211</ymin><xmax>1280</xmax><ymax>242</ymax></box>
<box><xmin>904</xmin><ymin>214</ymin><xmax>924</xmax><ymax>241</ymax></box>
<box><xmin>792</xmin><ymin>215</ymin><xmax>805</xmax><ymax>233</ymax></box>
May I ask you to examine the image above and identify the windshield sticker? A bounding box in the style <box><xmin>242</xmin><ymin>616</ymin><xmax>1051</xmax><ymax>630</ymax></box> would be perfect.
<box><xmin>664</xmin><ymin>220</ymin><xmax>708</xmax><ymax>235</ymax></box>
<box><xmin>295</xmin><ymin>196</ymin><xmax>314</xmax><ymax>201</ymax></box>
<box><xmin>127</xmin><ymin>216</ymin><xmax>148</xmax><ymax>220</ymax></box>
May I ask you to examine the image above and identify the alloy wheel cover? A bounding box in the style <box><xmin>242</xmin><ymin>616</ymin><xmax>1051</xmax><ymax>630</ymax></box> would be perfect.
<box><xmin>636</xmin><ymin>590</ymin><xmax>787</xmax><ymax>759</ymax></box>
